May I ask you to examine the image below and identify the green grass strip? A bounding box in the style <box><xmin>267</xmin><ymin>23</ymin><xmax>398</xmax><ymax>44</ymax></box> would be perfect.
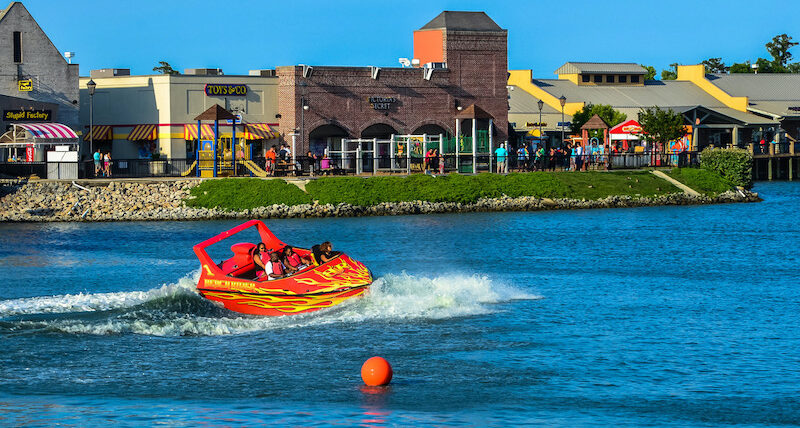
<box><xmin>664</xmin><ymin>168</ymin><xmax>733</xmax><ymax>196</ymax></box>
<box><xmin>304</xmin><ymin>171</ymin><xmax>681</xmax><ymax>206</ymax></box>
<box><xmin>186</xmin><ymin>178</ymin><xmax>311</xmax><ymax>210</ymax></box>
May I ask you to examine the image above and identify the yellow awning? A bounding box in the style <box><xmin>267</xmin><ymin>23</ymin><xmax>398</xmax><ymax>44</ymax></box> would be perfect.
<box><xmin>83</xmin><ymin>125</ymin><xmax>112</xmax><ymax>141</ymax></box>
<box><xmin>244</xmin><ymin>123</ymin><xmax>279</xmax><ymax>140</ymax></box>
<box><xmin>127</xmin><ymin>124</ymin><xmax>157</xmax><ymax>141</ymax></box>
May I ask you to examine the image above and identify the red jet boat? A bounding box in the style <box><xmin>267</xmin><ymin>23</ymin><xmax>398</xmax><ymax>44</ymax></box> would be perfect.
<box><xmin>193</xmin><ymin>220</ymin><xmax>373</xmax><ymax>316</ymax></box>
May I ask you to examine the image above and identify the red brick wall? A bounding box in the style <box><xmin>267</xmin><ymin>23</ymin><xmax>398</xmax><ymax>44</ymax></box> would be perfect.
<box><xmin>277</xmin><ymin>29</ymin><xmax>508</xmax><ymax>153</ymax></box>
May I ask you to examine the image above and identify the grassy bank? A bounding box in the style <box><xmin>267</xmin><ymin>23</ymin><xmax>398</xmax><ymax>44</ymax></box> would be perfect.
<box><xmin>185</xmin><ymin>178</ymin><xmax>311</xmax><ymax>210</ymax></box>
<box><xmin>186</xmin><ymin>171</ymin><xmax>683</xmax><ymax>210</ymax></box>
<box><xmin>664</xmin><ymin>168</ymin><xmax>733</xmax><ymax>196</ymax></box>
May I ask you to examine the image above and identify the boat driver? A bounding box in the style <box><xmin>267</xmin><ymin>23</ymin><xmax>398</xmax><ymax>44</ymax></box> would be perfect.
<box><xmin>311</xmin><ymin>241</ymin><xmax>337</xmax><ymax>265</ymax></box>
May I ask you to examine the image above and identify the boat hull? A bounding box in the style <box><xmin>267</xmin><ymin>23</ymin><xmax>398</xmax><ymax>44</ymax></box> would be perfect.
<box><xmin>195</xmin><ymin>224</ymin><xmax>373</xmax><ymax>316</ymax></box>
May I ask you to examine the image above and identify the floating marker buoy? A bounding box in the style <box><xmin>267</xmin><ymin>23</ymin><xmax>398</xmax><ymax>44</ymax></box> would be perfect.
<box><xmin>361</xmin><ymin>356</ymin><xmax>393</xmax><ymax>386</ymax></box>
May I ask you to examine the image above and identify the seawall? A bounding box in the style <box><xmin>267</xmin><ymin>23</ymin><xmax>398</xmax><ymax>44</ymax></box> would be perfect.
<box><xmin>0</xmin><ymin>179</ymin><xmax>760</xmax><ymax>223</ymax></box>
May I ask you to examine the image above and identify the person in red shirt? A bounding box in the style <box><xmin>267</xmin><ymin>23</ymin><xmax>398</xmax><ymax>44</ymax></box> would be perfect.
<box><xmin>265</xmin><ymin>146</ymin><xmax>277</xmax><ymax>176</ymax></box>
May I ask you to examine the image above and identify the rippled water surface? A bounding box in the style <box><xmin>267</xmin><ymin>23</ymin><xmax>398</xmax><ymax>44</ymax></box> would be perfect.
<box><xmin>1</xmin><ymin>182</ymin><xmax>799</xmax><ymax>426</ymax></box>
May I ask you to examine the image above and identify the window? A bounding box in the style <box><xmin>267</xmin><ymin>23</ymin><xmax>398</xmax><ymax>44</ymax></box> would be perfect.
<box><xmin>582</xmin><ymin>74</ymin><xmax>590</xmax><ymax>83</ymax></box>
<box><xmin>618</xmin><ymin>75</ymin><xmax>627</xmax><ymax>83</ymax></box>
<box><xmin>12</xmin><ymin>31</ymin><xmax>21</xmax><ymax>63</ymax></box>
<box><xmin>593</xmin><ymin>74</ymin><xmax>602</xmax><ymax>83</ymax></box>
<box><xmin>606</xmin><ymin>75</ymin><xmax>614</xmax><ymax>83</ymax></box>
<box><xmin>631</xmin><ymin>75</ymin><xmax>640</xmax><ymax>83</ymax></box>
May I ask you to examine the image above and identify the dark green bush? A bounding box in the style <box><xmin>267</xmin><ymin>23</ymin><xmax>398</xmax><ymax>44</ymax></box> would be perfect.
<box><xmin>699</xmin><ymin>148</ymin><xmax>753</xmax><ymax>189</ymax></box>
<box><xmin>186</xmin><ymin>178</ymin><xmax>311</xmax><ymax>210</ymax></box>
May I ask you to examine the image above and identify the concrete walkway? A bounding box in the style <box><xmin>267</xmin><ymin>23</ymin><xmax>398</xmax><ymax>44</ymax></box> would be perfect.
<box><xmin>651</xmin><ymin>170</ymin><xmax>701</xmax><ymax>196</ymax></box>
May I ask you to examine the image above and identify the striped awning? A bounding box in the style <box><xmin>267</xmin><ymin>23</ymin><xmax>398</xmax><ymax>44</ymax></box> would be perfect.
<box><xmin>244</xmin><ymin>123</ymin><xmax>279</xmax><ymax>140</ymax></box>
<box><xmin>83</xmin><ymin>125</ymin><xmax>112</xmax><ymax>141</ymax></box>
<box><xmin>127</xmin><ymin>124</ymin><xmax>158</xmax><ymax>141</ymax></box>
<box><xmin>183</xmin><ymin>124</ymin><xmax>215</xmax><ymax>140</ymax></box>
<box><xmin>15</xmin><ymin>123</ymin><xmax>78</xmax><ymax>140</ymax></box>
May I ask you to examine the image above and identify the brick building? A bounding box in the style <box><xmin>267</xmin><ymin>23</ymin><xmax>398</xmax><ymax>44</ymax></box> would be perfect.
<box><xmin>277</xmin><ymin>11</ymin><xmax>508</xmax><ymax>155</ymax></box>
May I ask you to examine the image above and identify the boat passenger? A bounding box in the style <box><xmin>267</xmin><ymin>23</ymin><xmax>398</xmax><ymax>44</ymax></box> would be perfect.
<box><xmin>311</xmin><ymin>241</ymin><xmax>337</xmax><ymax>265</ymax></box>
<box><xmin>282</xmin><ymin>245</ymin><xmax>311</xmax><ymax>274</ymax></box>
<box><xmin>253</xmin><ymin>242</ymin><xmax>270</xmax><ymax>273</ymax></box>
<box><xmin>259</xmin><ymin>251</ymin><xmax>286</xmax><ymax>280</ymax></box>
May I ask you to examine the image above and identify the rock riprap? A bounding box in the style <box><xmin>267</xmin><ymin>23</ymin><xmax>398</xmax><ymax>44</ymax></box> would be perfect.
<box><xmin>0</xmin><ymin>179</ymin><xmax>760</xmax><ymax>222</ymax></box>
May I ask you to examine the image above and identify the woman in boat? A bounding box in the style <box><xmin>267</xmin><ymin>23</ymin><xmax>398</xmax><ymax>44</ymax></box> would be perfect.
<box><xmin>282</xmin><ymin>245</ymin><xmax>312</xmax><ymax>274</ymax></box>
<box><xmin>311</xmin><ymin>241</ymin><xmax>338</xmax><ymax>265</ymax></box>
<box><xmin>253</xmin><ymin>242</ymin><xmax>270</xmax><ymax>275</ymax></box>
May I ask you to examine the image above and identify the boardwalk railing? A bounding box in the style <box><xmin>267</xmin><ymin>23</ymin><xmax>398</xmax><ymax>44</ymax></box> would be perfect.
<box><xmin>0</xmin><ymin>152</ymin><xmax>700</xmax><ymax>179</ymax></box>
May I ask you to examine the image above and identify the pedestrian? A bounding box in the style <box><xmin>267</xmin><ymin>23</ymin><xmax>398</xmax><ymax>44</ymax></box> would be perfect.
<box><xmin>565</xmin><ymin>144</ymin><xmax>574</xmax><ymax>171</ymax></box>
<box><xmin>265</xmin><ymin>145</ymin><xmax>277</xmax><ymax>176</ymax></box>
<box><xmin>438</xmin><ymin>150</ymin><xmax>445</xmax><ymax>174</ymax></box>
<box><xmin>516</xmin><ymin>144</ymin><xmax>528</xmax><ymax>172</ymax></box>
<box><xmin>93</xmin><ymin>149</ymin><xmax>102</xmax><ymax>177</ymax></box>
<box><xmin>103</xmin><ymin>152</ymin><xmax>112</xmax><ymax>177</ymax></box>
<box><xmin>494</xmin><ymin>142</ymin><xmax>508</xmax><ymax>174</ymax></box>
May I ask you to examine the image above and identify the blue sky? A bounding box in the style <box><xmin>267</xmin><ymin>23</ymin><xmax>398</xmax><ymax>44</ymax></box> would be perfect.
<box><xmin>22</xmin><ymin>0</ymin><xmax>800</xmax><ymax>78</ymax></box>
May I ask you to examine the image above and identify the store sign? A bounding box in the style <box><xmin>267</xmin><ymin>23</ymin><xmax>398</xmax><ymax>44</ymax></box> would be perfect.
<box><xmin>4</xmin><ymin>109</ymin><xmax>51</xmax><ymax>121</ymax></box>
<box><xmin>18</xmin><ymin>79</ymin><xmax>32</xmax><ymax>91</ymax></box>
<box><xmin>204</xmin><ymin>84</ymin><xmax>247</xmax><ymax>96</ymax></box>
<box><xmin>368</xmin><ymin>97</ymin><xmax>396</xmax><ymax>110</ymax></box>
<box><xmin>621</xmin><ymin>124</ymin><xmax>642</xmax><ymax>133</ymax></box>
<box><xmin>525</xmin><ymin>122</ymin><xmax>546</xmax><ymax>127</ymax></box>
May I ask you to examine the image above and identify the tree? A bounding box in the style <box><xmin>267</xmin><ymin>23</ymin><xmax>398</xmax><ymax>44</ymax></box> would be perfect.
<box><xmin>661</xmin><ymin>63</ymin><xmax>678</xmax><ymax>80</ymax></box>
<box><xmin>729</xmin><ymin>61</ymin><xmax>753</xmax><ymax>73</ymax></box>
<box><xmin>765</xmin><ymin>34</ymin><xmax>798</xmax><ymax>68</ymax></box>
<box><xmin>702</xmin><ymin>57</ymin><xmax>729</xmax><ymax>73</ymax></box>
<box><xmin>570</xmin><ymin>104</ymin><xmax>627</xmax><ymax>135</ymax></box>
<box><xmin>638</xmin><ymin>107</ymin><xmax>687</xmax><ymax>151</ymax></box>
<box><xmin>641</xmin><ymin>65</ymin><xmax>657</xmax><ymax>80</ymax></box>
<box><xmin>153</xmin><ymin>61</ymin><xmax>180</xmax><ymax>75</ymax></box>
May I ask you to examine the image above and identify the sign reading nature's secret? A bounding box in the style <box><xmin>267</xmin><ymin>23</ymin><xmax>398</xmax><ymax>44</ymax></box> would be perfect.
<box><xmin>368</xmin><ymin>97</ymin><xmax>396</xmax><ymax>110</ymax></box>
<box><xmin>205</xmin><ymin>84</ymin><xmax>247</xmax><ymax>96</ymax></box>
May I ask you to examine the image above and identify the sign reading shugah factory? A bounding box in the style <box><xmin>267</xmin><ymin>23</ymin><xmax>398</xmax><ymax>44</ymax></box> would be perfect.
<box><xmin>4</xmin><ymin>109</ymin><xmax>51</xmax><ymax>121</ymax></box>
<box><xmin>204</xmin><ymin>84</ymin><xmax>247</xmax><ymax>96</ymax></box>
<box><xmin>368</xmin><ymin>97</ymin><xmax>396</xmax><ymax>110</ymax></box>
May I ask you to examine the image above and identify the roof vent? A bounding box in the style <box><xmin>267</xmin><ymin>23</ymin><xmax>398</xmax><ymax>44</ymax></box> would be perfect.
<box><xmin>90</xmin><ymin>68</ymin><xmax>130</xmax><ymax>78</ymax></box>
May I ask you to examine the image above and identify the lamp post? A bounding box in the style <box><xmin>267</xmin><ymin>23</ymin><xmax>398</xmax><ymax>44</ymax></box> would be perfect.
<box><xmin>87</xmin><ymin>79</ymin><xmax>96</xmax><ymax>171</ymax></box>
<box><xmin>559</xmin><ymin>95</ymin><xmax>566</xmax><ymax>148</ymax></box>
<box><xmin>299</xmin><ymin>81</ymin><xmax>308</xmax><ymax>156</ymax></box>
<box><xmin>537</xmin><ymin>99</ymin><xmax>544</xmax><ymax>148</ymax></box>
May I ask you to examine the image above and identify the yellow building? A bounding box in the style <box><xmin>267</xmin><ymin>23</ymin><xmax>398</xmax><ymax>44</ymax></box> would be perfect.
<box><xmin>78</xmin><ymin>68</ymin><xmax>281</xmax><ymax>161</ymax></box>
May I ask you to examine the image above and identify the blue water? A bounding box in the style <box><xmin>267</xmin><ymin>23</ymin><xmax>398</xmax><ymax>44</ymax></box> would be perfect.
<box><xmin>1</xmin><ymin>182</ymin><xmax>799</xmax><ymax>427</ymax></box>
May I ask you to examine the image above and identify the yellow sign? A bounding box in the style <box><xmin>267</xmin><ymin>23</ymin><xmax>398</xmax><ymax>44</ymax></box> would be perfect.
<box><xmin>18</xmin><ymin>79</ymin><xmax>32</xmax><ymax>91</ymax></box>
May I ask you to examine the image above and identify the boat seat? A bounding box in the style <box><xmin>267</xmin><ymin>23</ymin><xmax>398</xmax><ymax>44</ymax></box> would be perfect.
<box><xmin>221</xmin><ymin>242</ymin><xmax>256</xmax><ymax>276</ymax></box>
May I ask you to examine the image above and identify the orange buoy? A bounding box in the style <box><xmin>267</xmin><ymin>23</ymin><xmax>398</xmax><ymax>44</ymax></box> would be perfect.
<box><xmin>361</xmin><ymin>356</ymin><xmax>393</xmax><ymax>386</ymax></box>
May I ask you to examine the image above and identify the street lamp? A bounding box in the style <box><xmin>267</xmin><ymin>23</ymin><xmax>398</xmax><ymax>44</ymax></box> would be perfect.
<box><xmin>537</xmin><ymin>99</ymin><xmax>544</xmax><ymax>148</ymax></box>
<box><xmin>559</xmin><ymin>95</ymin><xmax>566</xmax><ymax>148</ymax></box>
<box><xmin>299</xmin><ymin>81</ymin><xmax>307</xmax><ymax>155</ymax></box>
<box><xmin>87</xmin><ymin>79</ymin><xmax>96</xmax><ymax>170</ymax></box>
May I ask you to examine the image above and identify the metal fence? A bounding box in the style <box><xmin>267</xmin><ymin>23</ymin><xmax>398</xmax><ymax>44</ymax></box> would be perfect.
<box><xmin>0</xmin><ymin>152</ymin><xmax>701</xmax><ymax>179</ymax></box>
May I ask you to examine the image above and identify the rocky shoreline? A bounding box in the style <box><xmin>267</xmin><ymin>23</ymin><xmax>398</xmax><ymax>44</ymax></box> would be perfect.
<box><xmin>0</xmin><ymin>179</ymin><xmax>760</xmax><ymax>222</ymax></box>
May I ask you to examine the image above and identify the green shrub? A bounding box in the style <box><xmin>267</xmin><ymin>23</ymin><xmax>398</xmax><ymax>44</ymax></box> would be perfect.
<box><xmin>186</xmin><ymin>178</ymin><xmax>311</xmax><ymax>210</ymax></box>
<box><xmin>665</xmin><ymin>168</ymin><xmax>732</xmax><ymax>196</ymax></box>
<box><xmin>699</xmin><ymin>147</ymin><xmax>753</xmax><ymax>189</ymax></box>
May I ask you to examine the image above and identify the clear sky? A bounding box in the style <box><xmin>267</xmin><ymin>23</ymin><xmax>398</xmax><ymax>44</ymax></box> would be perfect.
<box><xmin>20</xmin><ymin>0</ymin><xmax>800</xmax><ymax>78</ymax></box>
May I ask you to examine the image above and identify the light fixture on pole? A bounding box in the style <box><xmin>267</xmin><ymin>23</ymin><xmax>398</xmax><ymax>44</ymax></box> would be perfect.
<box><xmin>537</xmin><ymin>99</ymin><xmax>544</xmax><ymax>146</ymax></box>
<box><xmin>87</xmin><ymin>79</ymin><xmax>96</xmax><ymax>165</ymax></box>
<box><xmin>299</xmin><ymin>81</ymin><xmax>307</xmax><ymax>153</ymax></box>
<box><xmin>559</xmin><ymin>95</ymin><xmax>566</xmax><ymax>147</ymax></box>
